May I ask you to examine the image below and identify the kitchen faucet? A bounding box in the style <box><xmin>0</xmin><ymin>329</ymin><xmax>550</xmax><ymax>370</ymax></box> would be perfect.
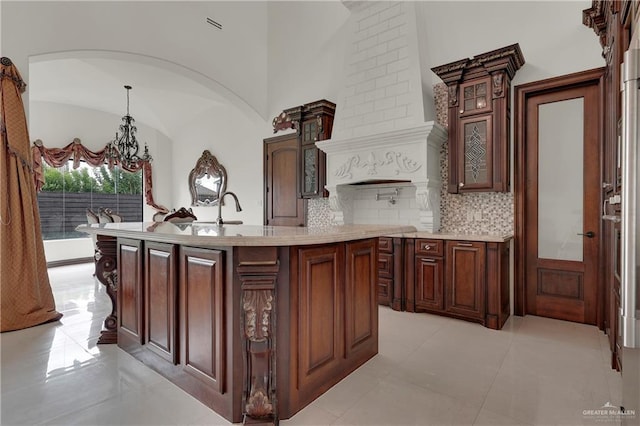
<box><xmin>216</xmin><ymin>191</ymin><xmax>242</xmax><ymax>225</ymax></box>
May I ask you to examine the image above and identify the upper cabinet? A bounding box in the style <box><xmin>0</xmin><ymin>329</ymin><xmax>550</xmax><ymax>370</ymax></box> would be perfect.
<box><xmin>432</xmin><ymin>44</ymin><xmax>525</xmax><ymax>194</ymax></box>
<box><xmin>272</xmin><ymin>100</ymin><xmax>336</xmax><ymax>198</ymax></box>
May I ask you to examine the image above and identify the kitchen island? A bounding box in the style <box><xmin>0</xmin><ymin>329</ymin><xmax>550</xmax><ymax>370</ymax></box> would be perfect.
<box><xmin>77</xmin><ymin>222</ymin><xmax>415</xmax><ymax>424</ymax></box>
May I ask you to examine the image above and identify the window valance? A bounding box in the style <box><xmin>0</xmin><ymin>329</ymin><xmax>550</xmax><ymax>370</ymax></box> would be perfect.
<box><xmin>32</xmin><ymin>138</ymin><xmax>169</xmax><ymax>214</ymax></box>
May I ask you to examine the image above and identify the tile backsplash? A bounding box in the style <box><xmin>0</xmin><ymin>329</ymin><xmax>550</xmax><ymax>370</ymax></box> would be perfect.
<box><xmin>435</xmin><ymin>83</ymin><xmax>514</xmax><ymax>235</ymax></box>
<box><xmin>306</xmin><ymin>83</ymin><xmax>514</xmax><ymax>236</ymax></box>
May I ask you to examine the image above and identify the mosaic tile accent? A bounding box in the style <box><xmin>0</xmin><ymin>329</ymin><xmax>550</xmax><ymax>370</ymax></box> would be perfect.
<box><xmin>305</xmin><ymin>85</ymin><xmax>514</xmax><ymax>235</ymax></box>
<box><xmin>435</xmin><ymin>83</ymin><xmax>514</xmax><ymax>235</ymax></box>
<box><xmin>307</xmin><ymin>197</ymin><xmax>334</xmax><ymax>227</ymax></box>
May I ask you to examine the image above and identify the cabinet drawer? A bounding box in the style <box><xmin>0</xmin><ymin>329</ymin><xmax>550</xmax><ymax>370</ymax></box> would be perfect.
<box><xmin>378</xmin><ymin>277</ymin><xmax>392</xmax><ymax>305</ymax></box>
<box><xmin>414</xmin><ymin>239</ymin><xmax>443</xmax><ymax>256</ymax></box>
<box><xmin>379</xmin><ymin>237</ymin><xmax>393</xmax><ymax>253</ymax></box>
<box><xmin>378</xmin><ymin>253</ymin><xmax>393</xmax><ymax>277</ymax></box>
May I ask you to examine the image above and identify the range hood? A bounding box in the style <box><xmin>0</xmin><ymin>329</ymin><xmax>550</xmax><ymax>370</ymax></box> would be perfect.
<box><xmin>316</xmin><ymin>1</ymin><xmax>447</xmax><ymax>232</ymax></box>
<box><xmin>317</xmin><ymin>123</ymin><xmax>446</xmax><ymax>231</ymax></box>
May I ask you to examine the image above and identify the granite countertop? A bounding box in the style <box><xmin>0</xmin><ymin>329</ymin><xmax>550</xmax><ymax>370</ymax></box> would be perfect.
<box><xmin>76</xmin><ymin>222</ymin><xmax>418</xmax><ymax>247</ymax></box>
<box><xmin>385</xmin><ymin>231</ymin><xmax>513</xmax><ymax>243</ymax></box>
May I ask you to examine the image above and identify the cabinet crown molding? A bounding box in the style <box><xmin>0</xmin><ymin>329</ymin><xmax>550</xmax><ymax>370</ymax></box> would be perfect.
<box><xmin>431</xmin><ymin>43</ymin><xmax>525</xmax><ymax>83</ymax></box>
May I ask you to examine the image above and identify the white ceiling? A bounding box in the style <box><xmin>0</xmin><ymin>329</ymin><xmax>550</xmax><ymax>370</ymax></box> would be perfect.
<box><xmin>28</xmin><ymin>57</ymin><xmax>229</xmax><ymax>138</ymax></box>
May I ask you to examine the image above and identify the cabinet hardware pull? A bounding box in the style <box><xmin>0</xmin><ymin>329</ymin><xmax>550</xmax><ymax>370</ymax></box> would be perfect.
<box><xmin>422</xmin><ymin>258</ymin><xmax>436</xmax><ymax>263</ymax></box>
<box><xmin>459</xmin><ymin>182</ymin><xmax>465</xmax><ymax>187</ymax></box>
<box><xmin>457</xmin><ymin>242</ymin><xmax>473</xmax><ymax>247</ymax></box>
<box><xmin>422</xmin><ymin>244</ymin><xmax>432</xmax><ymax>250</ymax></box>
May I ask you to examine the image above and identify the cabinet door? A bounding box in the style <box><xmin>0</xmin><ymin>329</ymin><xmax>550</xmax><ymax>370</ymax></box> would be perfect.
<box><xmin>415</xmin><ymin>256</ymin><xmax>444</xmax><ymax>311</ymax></box>
<box><xmin>446</xmin><ymin>241</ymin><xmax>485</xmax><ymax>320</ymax></box>
<box><xmin>458</xmin><ymin>115</ymin><xmax>494</xmax><ymax>191</ymax></box>
<box><xmin>180</xmin><ymin>246</ymin><xmax>225</xmax><ymax>393</ymax></box>
<box><xmin>145</xmin><ymin>242</ymin><xmax>177</xmax><ymax>364</ymax></box>
<box><xmin>459</xmin><ymin>77</ymin><xmax>492</xmax><ymax>117</ymax></box>
<box><xmin>295</xmin><ymin>243</ymin><xmax>345</xmax><ymax>398</ymax></box>
<box><xmin>299</xmin><ymin>118</ymin><xmax>326</xmax><ymax>198</ymax></box>
<box><xmin>377</xmin><ymin>252</ymin><xmax>393</xmax><ymax>306</ymax></box>
<box><xmin>264</xmin><ymin>135</ymin><xmax>306</xmax><ymax>226</ymax></box>
<box><xmin>118</xmin><ymin>238</ymin><xmax>144</xmax><ymax>346</ymax></box>
<box><xmin>345</xmin><ymin>239</ymin><xmax>378</xmax><ymax>359</ymax></box>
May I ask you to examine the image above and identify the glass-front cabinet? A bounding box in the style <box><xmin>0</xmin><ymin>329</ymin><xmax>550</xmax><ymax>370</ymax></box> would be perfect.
<box><xmin>432</xmin><ymin>44</ymin><xmax>525</xmax><ymax>193</ymax></box>
<box><xmin>275</xmin><ymin>100</ymin><xmax>335</xmax><ymax>199</ymax></box>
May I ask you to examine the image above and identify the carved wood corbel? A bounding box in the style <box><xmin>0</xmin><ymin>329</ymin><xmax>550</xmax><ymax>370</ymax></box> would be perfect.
<box><xmin>236</xmin><ymin>253</ymin><xmax>280</xmax><ymax>425</ymax></box>
<box><xmin>492</xmin><ymin>72</ymin><xmax>505</xmax><ymax>98</ymax></box>
<box><xmin>95</xmin><ymin>235</ymin><xmax>118</xmax><ymax>344</ymax></box>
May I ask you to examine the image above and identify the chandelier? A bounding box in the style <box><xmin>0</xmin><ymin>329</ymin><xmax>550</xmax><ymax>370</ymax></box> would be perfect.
<box><xmin>107</xmin><ymin>85</ymin><xmax>151</xmax><ymax>168</ymax></box>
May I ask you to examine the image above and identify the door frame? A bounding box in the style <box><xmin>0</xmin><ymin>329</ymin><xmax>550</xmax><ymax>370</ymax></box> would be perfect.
<box><xmin>514</xmin><ymin>68</ymin><xmax>605</xmax><ymax>328</ymax></box>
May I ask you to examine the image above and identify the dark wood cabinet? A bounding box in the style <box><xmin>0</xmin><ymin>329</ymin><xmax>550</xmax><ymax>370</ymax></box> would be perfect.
<box><xmin>377</xmin><ymin>237</ymin><xmax>405</xmax><ymax>310</ymax></box>
<box><xmin>377</xmin><ymin>237</ymin><xmax>394</xmax><ymax>306</ymax></box>
<box><xmin>432</xmin><ymin>44</ymin><xmax>524</xmax><ymax>193</ymax></box>
<box><xmin>111</xmin><ymin>233</ymin><xmax>383</xmax><ymax>423</ymax></box>
<box><xmin>345</xmin><ymin>239</ymin><xmax>378</xmax><ymax>359</ymax></box>
<box><xmin>270</xmin><ymin>99</ymin><xmax>335</xmax><ymax>199</ymax></box>
<box><xmin>145</xmin><ymin>241</ymin><xmax>177</xmax><ymax>364</ymax></box>
<box><xmin>414</xmin><ymin>239</ymin><xmax>445</xmax><ymax>312</ymax></box>
<box><xmin>117</xmin><ymin>238</ymin><xmax>144</xmax><ymax>348</ymax></box>
<box><xmin>404</xmin><ymin>237</ymin><xmax>510</xmax><ymax>329</ymax></box>
<box><xmin>294</xmin><ymin>243</ymin><xmax>345</xmax><ymax>401</ymax></box>
<box><xmin>289</xmin><ymin>238</ymin><xmax>378</xmax><ymax>410</ymax></box>
<box><xmin>445</xmin><ymin>241</ymin><xmax>485</xmax><ymax>321</ymax></box>
<box><xmin>179</xmin><ymin>246</ymin><xmax>226</xmax><ymax>393</ymax></box>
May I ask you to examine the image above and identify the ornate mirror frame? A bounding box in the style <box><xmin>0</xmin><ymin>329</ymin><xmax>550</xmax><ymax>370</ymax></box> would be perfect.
<box><xmin>189</xmin><ymin>150</ymin><xmax>227</xmax><ymax>206</ymax></box>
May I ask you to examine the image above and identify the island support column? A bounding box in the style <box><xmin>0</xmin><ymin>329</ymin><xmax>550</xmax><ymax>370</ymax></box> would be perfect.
<box><xmin>236</xmin><ymin>247</ymin><xmax>280</xmax><ymax>425</ymax></box>
<box><xmin>95</xmin><ymin>234</ymin><xmax>118</xmax><ymax>344</ymax></box>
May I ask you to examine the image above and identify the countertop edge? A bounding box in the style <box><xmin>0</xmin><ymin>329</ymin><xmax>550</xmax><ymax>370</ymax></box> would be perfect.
<box><xmin>384</xmin><ymin>232</ymin><xmax>513</xmax><ymax>243</ymax></box>
<box><xmin>76</xmin><ymin>223</ymin><xmax>419</xmax><ymax>247</ymax></box>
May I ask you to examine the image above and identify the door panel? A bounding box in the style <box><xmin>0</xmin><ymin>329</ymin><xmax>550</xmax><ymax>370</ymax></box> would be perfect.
<box><xmin>264</xmin><ymin>135</ymin><xmax>306</xmax><ymax>226</ymax></box>
<box><xmin>524</xmin><ymin>83</ymin><xmax>600</xmax><ymax>324</ymax></box>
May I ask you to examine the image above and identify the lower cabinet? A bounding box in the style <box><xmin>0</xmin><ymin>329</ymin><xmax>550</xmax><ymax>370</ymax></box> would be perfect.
<box><xmin>118</xmin><ymin>238</ymin><xmax>144</xmax><ymax>349</ymax></box>
<box><xmin>445</xmin><ymin>241</ymin><xmax>485</xmax><ymax>321</ymax></box>
<box><xmin>404</xmin><ymin>238</ymin><xmax>510</xmax><ymax>329</ymax></box>
<box><xmin>117</xmin><ymin>237</ymin><xmax>379</xmax><ymax>422</ymax></box>
<box><xmin>291</xmin><ymin>239</ymin><xmax>378</xmax><ymax>410</ymax></box>
<box><xmin>145</xmin><ymin>241</ymin><xmax>177</xmax><ymax>364</ymax></box>
<box><xmin>377</xmin><ymin>237</ymin><xmax>404</xmax><ymax>310</ymax></box>
<box><xmin>179</xmin><ymin>246</ymin><xmax>225</xmax><ymax>393</ymax></box>
<box><xmin>117</xmin><ymin>239</ymin><xmax>231</xmax><ymax>418</ymax></box>
<box><xmin>378</xmin><ymin>237</ymin><xmax>394</xmax><ymax>306</ymax></box>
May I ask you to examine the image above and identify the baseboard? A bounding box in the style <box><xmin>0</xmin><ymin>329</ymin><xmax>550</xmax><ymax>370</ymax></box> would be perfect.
<box><xmin>47</xmin><ymin>257</ymin><xmax>94</xmax><ymax>268</ymax></box>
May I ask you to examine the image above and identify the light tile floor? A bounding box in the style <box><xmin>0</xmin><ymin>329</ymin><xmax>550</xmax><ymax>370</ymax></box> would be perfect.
<box><xmin>1</xmin><ymin>263</ymin><xmax>623</xmax><ymax>425</ymax></box>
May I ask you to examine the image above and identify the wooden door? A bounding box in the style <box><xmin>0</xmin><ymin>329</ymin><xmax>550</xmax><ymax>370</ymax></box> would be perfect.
<box><xmin>264</xmin><ymin>134</ymin><xmax>306</xmax><ymax>226</ymax></box>
<box><xmin>518</xmin><ymin>72</ymin><xmax>602</xmax><ymax>324</ymax></box>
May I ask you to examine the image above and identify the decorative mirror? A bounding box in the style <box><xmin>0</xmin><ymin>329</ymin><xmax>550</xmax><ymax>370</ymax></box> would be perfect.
<box><xmin>188</xmin><ymin>150</ymin><xmax>227</xmax><ymax>206</ymax></box>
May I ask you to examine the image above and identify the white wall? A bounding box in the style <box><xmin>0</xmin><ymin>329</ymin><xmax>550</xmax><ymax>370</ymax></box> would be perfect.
<box><xmin>266</xmin><ymin>1</ymin><xmax>350</xmax><ymax>120</ymax></box>
<box><xmin>419</xmin><ymin>1</ymin><xmax>603</xmax><ymax>87</ymax></box>
<box><xmin>169</xmin><ymin>105</ymin><xmax>266</xmax><ymax>225</ymax></box>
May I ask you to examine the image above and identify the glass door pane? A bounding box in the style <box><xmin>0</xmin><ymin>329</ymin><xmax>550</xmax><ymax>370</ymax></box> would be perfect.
<box><xmin>538</xmin><ymin>98</ymin><xmax>584</xmax><ymax>261</ymax></box>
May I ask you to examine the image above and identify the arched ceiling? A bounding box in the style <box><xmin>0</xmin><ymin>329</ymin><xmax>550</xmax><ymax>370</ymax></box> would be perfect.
<box><xmin>28</xmin><ymin>56</ymin><xmax>230</xmax><ymax>138</ymax></box>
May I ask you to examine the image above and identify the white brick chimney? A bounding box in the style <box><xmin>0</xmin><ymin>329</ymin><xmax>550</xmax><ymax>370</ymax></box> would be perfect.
<box><xmin>317</xmin><ymin>1</ymin><xmax>446</xmax><ymax>231</ymax></box>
